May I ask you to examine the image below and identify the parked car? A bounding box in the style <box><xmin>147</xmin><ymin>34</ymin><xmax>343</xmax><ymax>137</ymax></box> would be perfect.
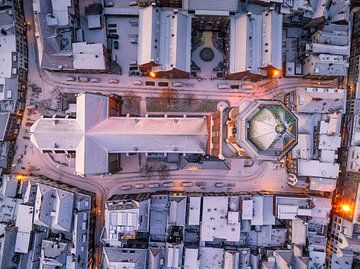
<box><xmin>120</xmin><ymin>185</ymin><xmax>132</xmax><ymax>190</ymax></box>
<box><xmin>108</xmin><ymin>78</ymin><xmax>119</xmax><ymax>84</ymax></box>
<box><xmin>108</xmin><ymin>29</ymin><xmax>117</xmax><ymax>34</ymax></box>
<box><xmin>163</xmin><ymin>182</ymin><xmax>174</xmax><ymax>187</ymax></box>
<box><xmin>145</xmin><ymin>81</ymin><xmax>155</xmax><ymax>86</ymax></box>
<box><xmin>132</xmin><ymin>80</ymin><xmax>142</xmax><ymax>86</ymax></box>
<box><xmin>108</xmin><ymin>23</ymin><xmax>117</xmax><ymax>28</ymax></box>
<box><xmin>217</xmin><ymin>84</ymin><xmax>230</xmax><ymax>89</ymax></box>
<box><xmin>241</xmin><ymin>84</ymin><xmax>253</xmax><ymax>90</ymax></box>
<box><xmin>181</xmin><ymin>182</ymin><xmax>193</xmax><ymax>187</ymax></box>
<box><xmin>172</xmin><ymin>82</ymin><xmax>184</xmax><ymax>87</ymax></box>
<box><xmin>129</xmin><ymin>66</ymin><xmax>138</xmax><ymax>71</ymax></box>
<box><xmin>78</xmin><ymin>77</ymin><xmax>89</xmax><ymax>83</ymax></box>
<box><xmin>158</xmin><ymin>82</ymin><xmax>169</xmax><ymax>87</ymax></box>
<box><xmin>66</xmin><ymin>76</ymin><xmax>76</xmax><ymax>82</ymax></box>
<box><xmin>113</xmin><ymin>40</ymin><xmax>119</xmax><ymax>50</ymax></box>
<box><xmin>128</xmin><ymin>0</ymin><xmax>138</xmax><ymax>6</ymax></box>
<box><xmin>134</xmin><ymin>183</ymin><xmax>145</xmax><ymax>189</ymax></box>
<box><xmin>90</xmin><ymin>78</ymin><xmax>100</xmax><ymax>83</ymax></box>
<box><xmin>215</xmin><ymin>182</ymin><xmax>225</xmax><ymax>188</ymax></box>
<box><xmin>105</xmin><ymin>1</ymin><xmax>114</xmax><ymax>7</ymax></box>
<box><xmin>107</xmin><ymin>34</ymin><xmax>119</xmax><ymax>39</ymax></box>
<box><xmin>148</xmin><ymin>183</ymin><xmax>159</xmax><ymax>188</ymax></box>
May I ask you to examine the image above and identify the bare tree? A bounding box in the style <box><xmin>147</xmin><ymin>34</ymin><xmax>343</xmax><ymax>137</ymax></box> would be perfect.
<box><xmin>159</xmin><ymin>88</ymin><xmax>179</xmax><ymax>105</ymax></box>
<box><xmin>157</xmin><ymin>163</ymin><xmax>169</xmax><ymax>181</ymax></box>
<box><xmin>184</xmin><ymin>92</ymin><xmax>195</xmax><ymax>105</ymax></box>
<box><xmin>123</xmin><ymin>91</ymin><xmax>138</xmax><ymax>107</ymax></box>
<box><xmin>141</xmin><ymin>162</ymin><xmax>156</xmax><ymax>180</ymax></box>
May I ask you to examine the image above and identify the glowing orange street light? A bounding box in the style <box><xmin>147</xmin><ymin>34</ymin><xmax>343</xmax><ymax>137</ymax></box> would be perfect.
<box><xmin>149</xmin><ymin>71</ymin><xmax>156</xmax><ymax>78</ymax></box>
<box><xmin>341</xmin><ymin>204</ymin><xmax>351</xmax><ymax>212</ymax></box>
<box><xmin>16</xmin><ymin>174</ymin><xmax>24</xmax><ymax>181</ymax></box>
<box><xmin>272</xmin><ymin>69</ymin><xmax>281</xmax><ymax>78</ymax></box>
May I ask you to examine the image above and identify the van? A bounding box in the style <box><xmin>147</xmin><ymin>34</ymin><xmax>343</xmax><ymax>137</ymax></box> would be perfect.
<box><xmin>78</xmin><ymin>77</ymin><xmax>89</xmax><ymax>83</ymax></box>
<box><xmin>90</xmin><ymin>78</ymin><xmax>100</xmax><ymax>83</ymax></box>
<box><xmin>108</xmin><ymin>78</ymin><xmax>119</xmax><ymax>84</ymax></box>
<box><xmin>132</xmin><ymin>80</ymin><xmax>142</xmax><ymax>86</ymax></box>
<box><xmin>66</xmin><ymin>76</ymin><xmax>76</xmax><ymax>82</ymax></box>
<box><xmin>172</xmin><ymin>82</ymin><xmax>184</xmax><ymax>87</ymax></box>
<box><xmin>217</xmin><ymin>84</ymin><xmax>230</xmax><ymax>89</ymax></box>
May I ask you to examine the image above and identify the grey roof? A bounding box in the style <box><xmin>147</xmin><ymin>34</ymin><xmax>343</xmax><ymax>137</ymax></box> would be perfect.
<box><xmin>33</xmin><ymin>184</ymin><xmax>74</xmax><ymax>232</ymax></box>
<box><xmin>0</xmin><ymin>113</ymin><xmax>10</xmax><ymax>141</ymax></box>
<box><xmin>183</xmin><ymin>0</ymin><xmax>239</xmax><ymax>12</ymax></box>
<box><xmin>103</xmin><ymin>247</ymin><xmax>147</xmax><ymax>267</ymax></box>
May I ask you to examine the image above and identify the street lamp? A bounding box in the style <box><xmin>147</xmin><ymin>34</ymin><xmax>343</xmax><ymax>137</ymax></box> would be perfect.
<box><xmin>341</xmin><ymin>204</ymin><xmax>351</xmax><ymax>212</ymax></box>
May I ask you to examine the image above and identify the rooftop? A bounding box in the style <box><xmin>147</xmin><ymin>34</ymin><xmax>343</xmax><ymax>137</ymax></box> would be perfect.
<box><xmin>30</xmin><ymin>93</ymin><xmax>208</xmax><ymax>175</ymax></box>
<box><xmin>237</xmin><ymin>100</ymin><xmax>298</xmax><ymax>161</ymax></box>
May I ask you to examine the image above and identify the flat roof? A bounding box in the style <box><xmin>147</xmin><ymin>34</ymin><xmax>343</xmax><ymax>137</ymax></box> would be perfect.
<box><xmin>298</xmin><ymin>159</ymin><xmax>339</xmax><ymax>179</ymax></box>
<box><xmin>0</xmin><ymin>34</ymin><xmax>16</xmax><ymax>79</ymax></box>
<box><xmin>72</xmin><ymin>42</ymin><xmax>106</xmax><ymax>70</ymax></box>
<box><xmin>188</xmin><ymin>197</ymin><xmax>201</xmax><ymax>225</ymax></box>
<box><xmin>200</xmin><ymin>196</ymin><xmax>240</xmax><ymax>242</ymax></box>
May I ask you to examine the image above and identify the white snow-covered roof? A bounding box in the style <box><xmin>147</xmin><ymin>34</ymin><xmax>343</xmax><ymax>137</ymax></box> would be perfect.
<box><xmin>87</xmin><ymin>15</ymin><xmax>101</xmax><ymax>29</ymax></box>
<box><xmin>183</xmin><ymin>0</ymin><xmax>238</xmax><ymax>12</ymax></box>
<box><xmin>30</xmin><ymin>93</ymin><xmax>208</xmax><ymax>176</ymax></box>
<box><xmin>297</xmin><ymin>159</ymin><xmax>339</xmax><ymax>179</ymax></box>
<box><xmin>200</xmin><ymin>196</ymin><xmax>240</xmax><ymax>242</ymax></box>
<box><xmin>295</xmin><ymin>87</ymin><xmax>346</xmax><ymax>113</ymax></box>
<box><xmin>229</xmin><ymin>10</ymin><xmax>282</xmax><ymax>75</ymax></box>
<box><xmin>0</xmin><ymin>34</ymin><xmax>16</xmax><ymax>79</ymax></box>
<box><xmin>138</xmin><ymin>6</ymin><xmax>191</xmax><ymax>73</ymax></box>
<box><xmin>72</xmin><ymin>42</ymin><xmax>106</xmax><ymax>71</ymax></box>
<box><xmin>15</xmin><ymin>204</ymin><xmax>34</xmax><ymax>253</ymax></box>
<box><xmin>50</xmin><ymin>0</ymin><xmax>72</xmax><ymax>26</ymax></box>
<box><xmin>33</xmin><ymin>183</ymin><xmax>74</xmax><ymax>232</ymax></box>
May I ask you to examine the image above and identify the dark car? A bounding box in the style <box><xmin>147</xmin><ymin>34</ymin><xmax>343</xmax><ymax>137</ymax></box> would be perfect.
<box><xmin>113</xmin><ymin>40</ymin><xmax>119</xmax><ymax>50</ymax></box>
<box><xmin>107</xmin><ymin>34</ymin><xmax>119</xmax><ymax>39</ymax></box>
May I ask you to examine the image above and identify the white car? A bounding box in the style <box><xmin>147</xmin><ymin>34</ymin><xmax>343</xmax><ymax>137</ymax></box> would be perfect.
<box><xmin>217</xmin><ymin>84</ymin><xmax>230</xmax><ymax>89</ymax></box>
<box><xmin>148</xmin><ymin>183</ymin><xmax>159</xmax><ymax>188</ymax></box>
<box><xmin>132</xmin><ymin>80</ymin><xmax>142</xmax><ymax>86</ymax></box>
<box><xmin>78</xmin><ymin>77</ymin><xmax>89</xmax><ymax>83</ymax></box>
<box><xmin>108</xmin><ymin>78</ymin><xmax>119</xmax><ymax>84</ymax></box>
<box><xmin>120</xmin><ymin>185</ymin><xmax>132</xmax><ymax>190</ymax></box>
<box><xmin>90</xmin><ymin>78</ymin><xmax>100</xmax><ymax>83</ymax></box>
<box><xmin>134</xmin><ymin>183</ymin><xmax>145</xmax><ymax>189</ymax></box>
<box><xmin>181</xmin><ymin>182</ymin><xmax>193</xmax><ymax>187</ymax></box>
<box><xmin>241</xmin><ymin>84</ymin><xmax>253</xmax><ymax>90</ymax></box>
<box><xmin>66</xmin><ymin>76</ymin><xmax>76</xmax><ymax>82</ymax></box>
<box><xmin>172</xmin><ymin>82</ymin><xmax>184</xmax><ymax>87</ymax></box>
<box><xmin>163</xmin><ymin>182</ymin><xmax>174</xmax><ymax>187</ymax></box>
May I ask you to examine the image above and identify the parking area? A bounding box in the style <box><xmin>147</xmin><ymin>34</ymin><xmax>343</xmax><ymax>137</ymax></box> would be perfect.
<box><xmin>106</xmin><ymin>17</ymin><xmax>139</xmax><ymax>75</ymax></box>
